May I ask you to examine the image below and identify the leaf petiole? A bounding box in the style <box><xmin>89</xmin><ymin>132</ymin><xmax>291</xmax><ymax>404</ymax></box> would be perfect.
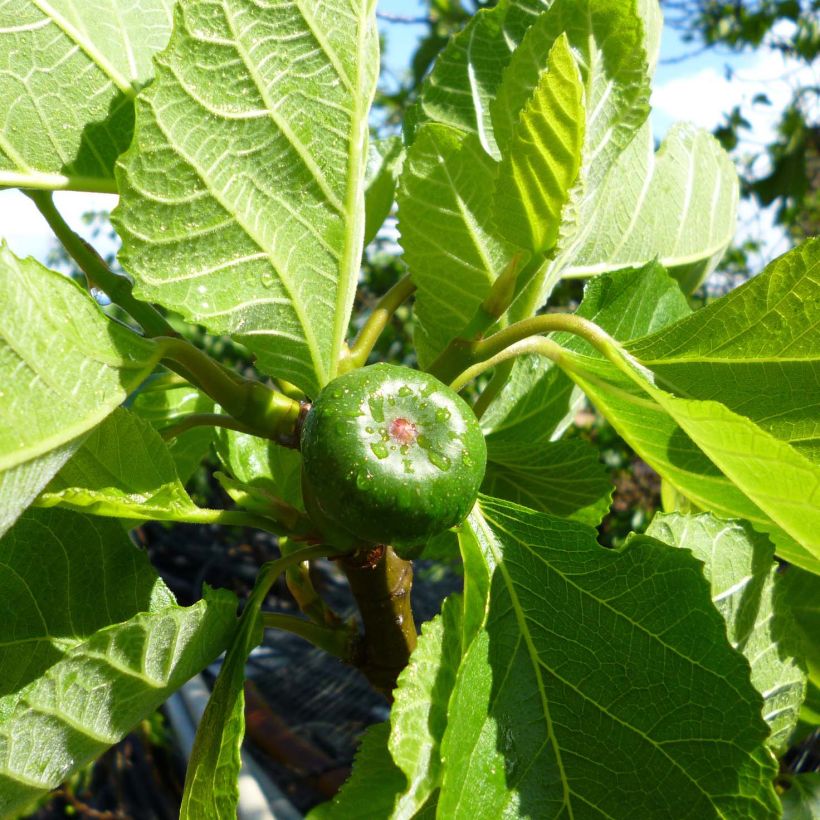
<box><xmin>260</xmin><ymin>612</ymin><xmax>356</xmax><ymax>662</ymax></box>
<box><xmin>160</xmin><ymin>413</ymin><xmax>258</xmax><ymax>440</ymax></box>
<box><xmin>444</xmin><ymin>313</ymin><xmax>635</xmax><ymax>391</ymax></box>
<box><xmin>342</xmin><ymin>273</ymin><xmax>416</xmax><ymax>372</ymax></box>
<box><xmin>25</xmin><ymin>190</ymin><xmax>177</xmax><ymax>338</ymax></box>
<box><xmin>157</xmin><ymin>337</ymin><xmax>304</xmax><ymax>445</ymax></box>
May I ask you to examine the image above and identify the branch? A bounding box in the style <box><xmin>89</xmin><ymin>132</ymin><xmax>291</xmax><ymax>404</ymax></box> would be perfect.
<box><xmin>340</xmin><ymin>546</ymin><xmax>417</xmax><ymax>700</ymax></box>
<box><xmin>26</xmin><ymin>190</ymin><xmax>176</xmax><ymax>338</ymax></box>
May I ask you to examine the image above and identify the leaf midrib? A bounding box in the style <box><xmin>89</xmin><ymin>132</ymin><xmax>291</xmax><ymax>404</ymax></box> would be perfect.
<box><xmin>481</xmin><ymin>505</ymin><xmax>739</xmax><ymax>815</ymax></box>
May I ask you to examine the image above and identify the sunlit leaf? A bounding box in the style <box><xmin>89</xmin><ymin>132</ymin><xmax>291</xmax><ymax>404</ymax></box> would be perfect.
<box><xmin>115</xmin><ymin>0</ymin><xmax>380</xmax><ymax>395</ymax></box>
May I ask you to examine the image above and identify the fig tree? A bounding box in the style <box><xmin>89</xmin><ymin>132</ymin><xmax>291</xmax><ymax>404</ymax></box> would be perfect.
<box><xmin>300</xmin><ymin>363</ymin><xmax>486</xmax><ymax>549</ymax></box>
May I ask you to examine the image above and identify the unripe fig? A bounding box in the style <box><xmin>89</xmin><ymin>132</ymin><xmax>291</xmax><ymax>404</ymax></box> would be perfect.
<box><xmin>300</xmin><ymin>364</ymin><xmax>486</xmax><ymax>549</ymax></box>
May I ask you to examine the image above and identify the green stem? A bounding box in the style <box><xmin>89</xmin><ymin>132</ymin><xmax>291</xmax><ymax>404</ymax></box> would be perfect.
<box><xmin>456</xmin><ymin>253</ymin><xmax>526</xmax><ymax>343</ymax></box>
<box><xmin>160</xmin><ymin>413</ymin><xmax>258</xmax><ymax>441</ymax></box>
<box><xmin>433</xmin><ymin>312</ymin><xmax>616</xmax><ymax>386</ymax></box>
<box><xmin>280</xmin><ymin>537</ymin><xmax>344</xmax><ymax>626</ymax></box>
<box><xmin>249</xmin><ymin>545</ymin><xmax>337</xmax><ymax>615</ymax></box>
<box><xmin>157</xmin><ymin>337</ymin><xmax>304</xmax><ymax>444</ymax></box>
<box><xmin>177</xmin><ymin>507</ymin><xmax>292</xmax><ymax>536</ymax></box>
<box><xmin>261</xmin><ymin>612</ymin><xmax>355</xmax><ymax>662</ymax></box>
<box><xmin>472</xmin><ymin>357</ymin><xmax>515</xmax><ymax>419</ymax></box>
<box><xmin>26</xmin><ymin>190</ymin><xmax>176</xmax><ymax>338</ymax></box>
<box><xmin>450</xmin><ymin>337</ymin><xmax>566</xmax><ymax>392</ymax></box>
<box><xmin>448</xmin><ymin>315</ymin><xmax>648</xmax><ymax>400</ymax></box>
<box><xmin>343</xmin><ymin>274</ymin><xmax>416</xmax><ymax>371</ymax></box>
<box><xmin>474</xmin><ymin>313</ymin><xmax>616</xmax><ymax>362</ymax></box>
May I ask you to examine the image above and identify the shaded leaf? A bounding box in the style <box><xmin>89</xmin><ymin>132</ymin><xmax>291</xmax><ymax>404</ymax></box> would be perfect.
<box><xmin>129</xmin><ymin>374</ymin><xmax>215</xmax><ymax>482</ymax></box>
<box><xmin>781</xmin><ymin>774</ymin><xmax>820</xmax><ymax>820</ymax></box>
<box><xmin>179</xmin><ymin>598</ymin><xmax>260</xmax><ymax>818</ymax></box>
<box><xmin>439</xmin><ymin>497</ymin><xmax>779</xmax><ymax>818</ymax></box>
<box><xmin>647</xmin><ymin>512</ymin><xmax>806</xmax><ymax>749</ymax></box>
<box><xmin>36</xmin><ymin>407</ymin><xmax>205</xmax><ymax>522</ymax></box>
<box><xmin>397</xmin><ymin>125</ymin><xmax>518</xmax><ymax>365</ymax></box>
<box><xmin>214</xmin><ymin>428</ymin><xmax>303</xmax><ymax>511</ymax></box>
<box><xmin>0</xmin><ymin>508</ymin><xmax>236</xmax><ymax>815</ymax></box>
<box><xmin>779</xmin><ymin>565</ymin><xmax>820</xmax><ymax>688</ymax></box>
<box><xmin>483</xmin><ymin>438</ymin><xmax>612</xmax><ymax>525</ymax></box>
<box><xmin>364</xmin><ymin>136</ymin><xmax>404</xmax><ymax>246</ymax></box>
<box><xmin>307</xmin><ymin>723</ymin><xmax>405</xmax><ymax>820</ymax></box>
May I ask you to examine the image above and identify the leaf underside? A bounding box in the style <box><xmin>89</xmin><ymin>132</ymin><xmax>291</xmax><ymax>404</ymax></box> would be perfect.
<box><xmin>115</xmin><ymin>0</ymin><xmax>379</xmax><ymax>396</ymax></box>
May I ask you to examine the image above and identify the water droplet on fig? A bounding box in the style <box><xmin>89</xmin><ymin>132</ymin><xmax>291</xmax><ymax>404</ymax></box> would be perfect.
<box><xmin>397</xmin><ymin>385</ymin><xmax>412</xmax><ymax>397</ymax></box>
<box><xmin>428</xmin><ymin>451</ymin><xmax>451</xmax><ymax>471</ymax></box>
<box><xmin>260</xmin><ymin>272</ymin><xmax>274</xmax><ymax>288</ymax></box>
<box><xmin>370</xmin><ymin>442</ymin><xmax>389</xmax><ymax>459</ymax></box>
<box><xmin>435</xmin><ymin>407</ymin><xmax>451</xmax><ymax>423</ymax></box>
<box><xmin>368</xmin><ymin>396</ymin><xmax>385</xmax><ymax>422</ymax></box>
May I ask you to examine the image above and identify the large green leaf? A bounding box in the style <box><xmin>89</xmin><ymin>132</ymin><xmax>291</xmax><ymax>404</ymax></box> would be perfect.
<box><xmin>308</xmin><ymin>723</ymin><xmax>406</xmax><ymax>820</ymax></box>
<box><xmin>312</xmin><ymin>596</ymin><xmax>464</xmax><ymax>819</ymax></box>
<box><xmin>493</xmin><ymin>33</ymin><xmax>584</xmax><ymax>255</ymax></box>
<box><xmin>397</xmin><ymin>125</ymin><xmax>518</xmax><ymax>366</ymax></box>
<box><xmin>114</xmin><ymin>0</ymin><xmax>380</xmax><ymax>396</ymax></box>
<box><xmin>35</xmin><ymin>407</ymin><xmax>205</xmax><ymax>522</ymax></box>
<box><xmin>0</xmin><ymin>246</ymin><xmax>159</xmax><ymax>535</ymax></box>
<box><xmin>482</xmin><ymin>261</ymin><xmax>691</xmax><ymax>447</ymax></box>
<box><xmin>646</xmin><ymin>513</ymin><xmax>806</xmax><ymax>750</ymax></box>
<box><xmin>557</xmin><ymin>121</ymin><xmax>738</xmax><ymax>291</ymax></box>
<box><xmin>0</xmin><ymin>508</ymin><xmax>237</xmax><ymax>815</ymax></box>
<box><xmin>438</xmin><ymin>497</ymin><xmax>779</xmax><ymax>818</ymax></box>
<box><xmin>628</xmin><ymin>238</ymin><xmax>820</xmax><ymax>459</ymax></box>
<box><xmin>214</xmin><ymin>428</ymin><xmax>303</xmax><ymax>511</ymax></box>
<box><xmin>388</xmin><ymin>596</ymin><xmax>463</xmax><ymax>818</ymax></box>
<box><xmin>559</xmin><ymin>350</ymin><xmax>819</xmax><ymax>574</ymax></box>
<box><xmin>495</xmin><ymin>243</ymin><xmax>820</xmax><ymax>571</ymax></box>
<box><xmin>0</xmin><ymin>0</ymin><xmax>174</xmax><ymax>192</ymax></box>
<box><xmin>483</xmin><ymin>438</ymin><xmax>613</xmax><ymax>525</ymax></box>
<box><xmin>129</xmin><ymin>374</ymin><xmax>215</xmax><ymax>483</ymax></box>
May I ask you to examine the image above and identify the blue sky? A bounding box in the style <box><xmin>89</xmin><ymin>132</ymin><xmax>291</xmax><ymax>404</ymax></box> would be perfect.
<box><xmin>1</xmin><ymin>4</ymin><xmax>815</xmax><ymax>267</ymax></box>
